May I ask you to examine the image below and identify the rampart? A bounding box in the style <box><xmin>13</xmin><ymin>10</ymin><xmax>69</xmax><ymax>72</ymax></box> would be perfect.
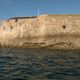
<box><xmin>0</xmin><ymin>14</ymin><xmax>80</xmax><ymax>49</ymax></box>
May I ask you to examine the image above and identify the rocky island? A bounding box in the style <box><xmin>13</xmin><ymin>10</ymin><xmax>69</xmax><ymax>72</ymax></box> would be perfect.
<box><xmin>0</xmin><ymin>14</ymin><xmax>80</xmax><ymax>50</ymax></box>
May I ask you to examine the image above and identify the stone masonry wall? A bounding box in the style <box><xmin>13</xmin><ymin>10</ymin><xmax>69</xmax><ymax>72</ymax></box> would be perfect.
<box><xmin>0</xmin><ymin>14</ymin><xmax>80</xmax><ymax>49</ymax></box>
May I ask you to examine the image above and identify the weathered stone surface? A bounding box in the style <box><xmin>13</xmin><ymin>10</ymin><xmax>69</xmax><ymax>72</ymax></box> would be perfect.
<box><xmin>0</xmin><ymin>14</ymin><xmax>80</xmax><ymax>49</ymax></box>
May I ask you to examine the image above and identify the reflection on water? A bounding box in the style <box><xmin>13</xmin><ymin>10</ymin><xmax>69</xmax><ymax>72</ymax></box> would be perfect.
<box><xmin>0</xmin><ymin>48</ymin><xmax>80</xmax><ymax>80</ymax></box>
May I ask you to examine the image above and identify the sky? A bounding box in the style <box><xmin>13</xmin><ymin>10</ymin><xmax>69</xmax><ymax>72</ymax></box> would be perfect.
<box><xmin>0</xmin><ymin>0</ymin><xmax>80</xmax><ymax>19</ymax></box>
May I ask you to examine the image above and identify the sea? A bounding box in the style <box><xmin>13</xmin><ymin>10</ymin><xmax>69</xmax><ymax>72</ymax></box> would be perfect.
<box><xmin>0</xmin><ymin>48</ymin><xmax>80</xmax><ymax>80</ymax></box>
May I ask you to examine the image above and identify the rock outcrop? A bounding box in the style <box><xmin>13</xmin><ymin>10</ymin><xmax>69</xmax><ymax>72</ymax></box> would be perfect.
<box><xmin>0</xmin><ymin>14</ymin><xmax>80</xmax><ymax>49</ymax></box>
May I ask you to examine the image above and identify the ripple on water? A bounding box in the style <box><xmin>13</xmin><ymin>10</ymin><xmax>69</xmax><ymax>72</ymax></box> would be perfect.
<box><xmin>0</xmin><ymin>48</ymin><xmax>80</xmax><ymax>80</ymax></box>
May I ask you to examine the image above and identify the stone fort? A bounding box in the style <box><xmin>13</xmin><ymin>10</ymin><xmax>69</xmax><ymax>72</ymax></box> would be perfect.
<box><xmin>0</xmin><ymin>14</ymin><xmax>80</xmax><ymax>49</ymax></box>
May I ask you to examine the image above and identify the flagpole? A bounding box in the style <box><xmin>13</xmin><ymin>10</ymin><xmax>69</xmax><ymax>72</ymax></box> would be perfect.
<box><xmin>38</xmin><ymin>8</ymin><xmax>40</xmax><ymax>16</ymax></box>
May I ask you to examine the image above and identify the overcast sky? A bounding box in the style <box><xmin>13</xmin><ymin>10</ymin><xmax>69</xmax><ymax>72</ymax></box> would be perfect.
<box><xmin>0</xmin><ymin>0</ymin><xmax>80</xmax><ymax>19</ymax></box>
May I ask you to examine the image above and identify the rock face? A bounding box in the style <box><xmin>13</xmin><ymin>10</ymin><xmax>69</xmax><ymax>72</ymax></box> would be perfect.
<box><xmin>0</xmin><ymin>14</ymin><xmax>80</xmax><ymax>49</ymax></box>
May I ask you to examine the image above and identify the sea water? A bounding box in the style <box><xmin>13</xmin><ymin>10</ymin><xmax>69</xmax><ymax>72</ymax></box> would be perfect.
<box><xmin>0</xmin><ymin>48</ymin><xmax>80</xmax><ymax>80</ymax></box>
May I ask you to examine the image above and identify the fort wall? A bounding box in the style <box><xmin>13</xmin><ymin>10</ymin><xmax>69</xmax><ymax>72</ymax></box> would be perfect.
<box><xmin>0</xmin><ymin>14</ymin><xmax>80</xmax><ymax>49</ymax></box>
